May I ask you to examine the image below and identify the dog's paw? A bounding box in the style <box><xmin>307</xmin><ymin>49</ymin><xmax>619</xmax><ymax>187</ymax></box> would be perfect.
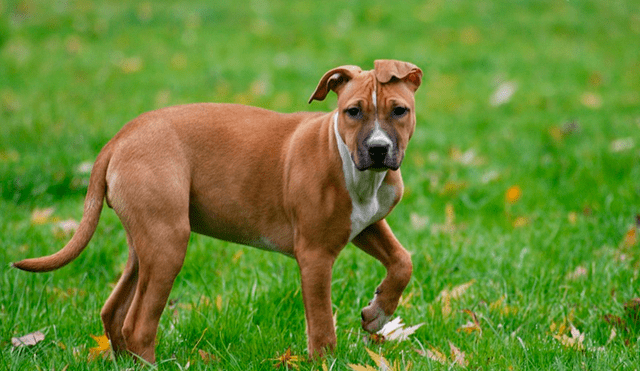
<box><xmin>361</xmin><ymin>301</ymin><xmax>391</xmax><ymax>333</ymax></box>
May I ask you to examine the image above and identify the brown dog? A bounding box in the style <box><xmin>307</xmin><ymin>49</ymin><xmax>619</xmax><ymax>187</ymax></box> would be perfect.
<box><xmin>13</xmin><ymin>60</ymin><xmax>422</xmax><ymax>363</ymax></box>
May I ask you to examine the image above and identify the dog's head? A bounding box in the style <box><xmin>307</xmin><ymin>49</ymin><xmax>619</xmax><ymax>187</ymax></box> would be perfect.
<box><xmin>309</xmin><ymin>60</ymin><xmax>422</xmax><ymax>171</ymax></box>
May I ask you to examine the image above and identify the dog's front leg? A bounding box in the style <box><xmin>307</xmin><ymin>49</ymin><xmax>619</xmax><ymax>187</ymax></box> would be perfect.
<box><xmin>294</xmin><ymin>239</ymin><xmax>339</xmax><ymax>358</ymax></box>
<box><xmin>351</xmin><ymin>219</ymin><xmax>413</xmax><ymax>333</ymax></box>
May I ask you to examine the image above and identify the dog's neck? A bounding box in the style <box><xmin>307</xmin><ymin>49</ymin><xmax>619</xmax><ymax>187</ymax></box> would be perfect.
<box><xmin>333</xmin><ymin>113</ymin><xmax>395</xmax><ymax>240</ymax></box>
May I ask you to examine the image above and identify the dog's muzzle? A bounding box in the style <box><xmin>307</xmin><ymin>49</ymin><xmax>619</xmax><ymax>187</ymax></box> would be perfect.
<box><xmin>355</xmin><ymin>129</ymin><xmax>401</xmax><ymax>171</ymax></box>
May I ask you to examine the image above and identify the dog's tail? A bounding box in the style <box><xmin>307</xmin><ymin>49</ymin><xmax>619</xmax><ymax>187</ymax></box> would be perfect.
<box><xmin>12</xmin><ymin>146</ymin><xmax>112</xmax><ymax>272</ymax></box>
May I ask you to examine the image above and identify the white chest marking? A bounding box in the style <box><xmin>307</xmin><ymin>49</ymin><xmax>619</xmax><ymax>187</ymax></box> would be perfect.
<box><xmin>333</xmin><ymin>113</ymin><xmax>396</xmax><ymax>241</ymax></box>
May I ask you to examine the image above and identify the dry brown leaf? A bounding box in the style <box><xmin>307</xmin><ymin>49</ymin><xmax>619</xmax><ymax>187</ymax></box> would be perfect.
<box><xmin>458</xmin><ymin>309</ymin><xmax>482</xmax><ymax>334</ymax></box>
<box><xmin>624</xmin><ymin>298</ymin><xmax>640</xmax><ymax>326</ymax></box>
<box><xmin>621</xmin><ymin>227</ymin><xmax>638</xmax><ymax>249</ymax></box>
<box><xmin>449</xmin><ymin>341</ymin><xmax>469</xmax><ymax>367</ymax></box>
<box><xmin>198</xmin><ymin>349</ymin><xmax>217</xmax><ymax>363</ymax></box>
<box><xmin>11</xmin><ymin>331</ymin><xmax>45</xmax><ymax>347</ymax></box>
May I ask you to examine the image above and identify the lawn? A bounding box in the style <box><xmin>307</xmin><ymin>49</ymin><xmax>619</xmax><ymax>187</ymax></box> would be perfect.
<box><xmin>1</xmin><ymin>0</ymin><xmax>640</xmax><ymax>369</ymax></box>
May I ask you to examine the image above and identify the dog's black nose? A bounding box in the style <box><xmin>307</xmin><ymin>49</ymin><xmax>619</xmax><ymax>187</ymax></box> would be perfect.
<box><xmin>368</xmin><ymin>144</ymin><xmax>389</xmax><ymax>164</ymax></box>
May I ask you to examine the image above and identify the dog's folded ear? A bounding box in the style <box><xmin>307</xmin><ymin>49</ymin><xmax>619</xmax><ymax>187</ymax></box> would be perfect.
<box><xmin>308</xmin><ymin>65</ymin><xmax>363</xmax><ymax>103</ymax></box>
<box><xmin>374</xmin><ymin>60</ymin><xmax>423</xmax><ymax>92</ymax></box>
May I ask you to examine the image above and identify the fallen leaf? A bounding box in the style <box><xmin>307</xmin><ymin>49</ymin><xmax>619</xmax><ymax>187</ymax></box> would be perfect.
<box><xmin>119</xmin><ymin>56</ymin><xmax>143</xmax><ymax>74</ymax></box>
<box><xmin>552</xmin><ymin>324</ymin><xmax>584</xmax><ymax>350</ymax></box>
<box><xmin>624</xmin><ymin>298</ymin><xmax>640</xmax><ymax>327</ymax></box>
<box><xmin>272</xmin><ymin>347</ymin><xmax>300</xmax><ymax>369</ymax></box>
<box><xmin>349</xmin><ymin>348</ymin><xmax>399</xmax><ymax>371</ymax></box>
<box><xmin>449</xmin><ymin>341</ymin><xmax>468</xmax><ymax>367</ymax></box>
<box><xmin>621</xmin><ymin>227</ymin><xmax>638</xmax><ymax>249</ymax></box>
<box><xmin>610</xmin><ymin>137</ymin><xmax>635</xmax><ymax>152</ymax></box>
<box><xmin>568</xmin><ymin>212</ymin><xmax>578</xmax><ymax>225</ymax></box>
<box><xmin>376</xmin><ymin>317</ymin><xmax>424</xmax><ymax>341</ymax></box>
<box><xmin>418</xmin><ymin>346</ymin><xmax>447</xmax><ymax>365</ymax></box>
<box><xmin>458</xmin><ymin>309</ymin><xmax>482</xmax><ymax>334</ymax></box>
<box><xmin>198</xmin><ymin>349</ymin><xmax>217</xmax><ymax>363</ymax></box>
<box><xmin>505</xmin><ymin>185</ymin><xmax>521</xmax><ymax>204</ymax></box>
<box><xmin>581</xmin><ymin>92</ymin><xmax>602</xmax><ymax>109</ymax></box>
<box><xmin>12</xmin><ymin>331</ymin><xmax>45</xmax><ymax>347</ymax></box>
<box><xmin>489</xmin><ymin>295</ymin><xmax>519</xmax><ymax>316</ymax></box>
<box><xmin>53</xmin><ymin>219</ymin><xmax>80</xmax><ymax>239</ymax></box>
<box><xmin>410</xmin><ymin>212</ymin><xmax>428</xmax><ymax>230</ymax></box>
<box><xmin>76</xmin><ymin>161</ymin><xmax>93</xmax><ymax>174</ymax></box>
<box><xmin>441</xmin><ymin>180</ymin><xmax>468</xmax><ymax>196</ymax></box>
<box><xmin>512</xmin><ymin>216</ymin><xmax>529</xmax><ymax>228</ymax></box>
<box><xmin>232</xmin><ymin>250</ymin><xmax>244</xmax><ymax>263</ymax></box>
<box><xmin>449</xmin><ymin>279</ymin><xmax>476</xmax><ymax>300</ymax></box>
<box><xmin>215</xmin><ymin>294</ymin><xmax>223</xmax><ymax>311</ymax></box>
<box><xmin>566</xmin><ymin>266</ymin><xmax>588</xmax><ymax>280</ymax></box>
<box><xmin>437</xmin><ymin>280</ymin><xmax>475</xmax><ymax>319</ymax></box>
<box><xmin>31</xmin><ymin>207</ymin><xmax>55</xmax><ymax>225</ymax></box>
<box><xmin>490</xmin><ymin>81</ymin><xmax>518</xmax><ymax>106</ymax></box>
<box><xmin>88</xmin><ymin>334</ymin><xmax>111</xmax><ymax>361</ymax></box>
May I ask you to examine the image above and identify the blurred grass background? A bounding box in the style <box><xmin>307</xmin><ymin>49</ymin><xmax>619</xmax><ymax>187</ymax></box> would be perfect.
<box><xmin>1</xmin><ymin>0</ymin><xmax>640</xmax><ymax>369</ymax></box>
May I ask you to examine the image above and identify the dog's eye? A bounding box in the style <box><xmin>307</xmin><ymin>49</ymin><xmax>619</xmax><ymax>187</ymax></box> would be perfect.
<box><xmin>391</xmin><ymin>106</ymin><xmax>408</xmax><ymax>118</ymax></box>
<box><xmin>345</xmin><ymin>107</ymin><xmax>362</xmax><ymax>119</ymax></box>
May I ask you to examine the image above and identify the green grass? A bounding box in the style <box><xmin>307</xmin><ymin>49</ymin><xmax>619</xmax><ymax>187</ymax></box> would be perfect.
<box><xmin>2</xmin><ymin>0</ymin><xmax>640</xmax><ymax>369</ymax></box>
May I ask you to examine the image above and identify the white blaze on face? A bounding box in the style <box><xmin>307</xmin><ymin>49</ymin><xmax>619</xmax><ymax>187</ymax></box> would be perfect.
<box><xmin>366</xmin><ymin>87</ymin><xmax>393</xmax><ymax>149</ymax></box>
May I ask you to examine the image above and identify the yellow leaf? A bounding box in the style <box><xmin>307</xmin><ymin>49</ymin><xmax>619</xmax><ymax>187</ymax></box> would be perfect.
<box><xmin>348</xmin><ymin>364</ymin><xmax>377</xmax><ymax>371</ymax></box>
<box><xmin>445</xmin><ymin>203</ymin><xmax>455</xmax><ymax>226</ymax></box>
<box><xmin>216</xmin><ymin>294</ymin><xmax>223</xmax><ymax>311</ymax></box>
<box><xmin>31</xmin><ymin>207</ymin><xmax>55</xmax><ymax>225</ymax></box>
<box><xmin>621</xmin><ymin>227</ymin><xmax>638</xmax><ymax>248</ymax></box>
<box><xmin>512</xmin><ymin>216</ymin><xmax>529</xmax><ymax>228</ymax></box>
<box><xmin>505</xmin><ymin>185</ymin><xmax>521</xmax><ymax>203</ymax></box>
<box><xmin>88</xmin><ymin>334</ymin><xmax>111</xmax><ymax>361</ymax></box>
<box><xmin>552</xmin><ymin>324</ymin><xmax>585</xmax><ymax>350</ymax></box>
<box><xmin>421</xmin><ymin>346</ymin><xmax>447</xmax><ymax>365</ymax></box>
<box><xmin>364</xmin><ymin>347</ymin><xmax>391</xmax><ymax>370</ymax></box>
<box><xmin>232</xmin><ymin>250</ymin><xmax>244</xmax><ymax>263</ymax></box>
<box><xmin>271</xmin><ymin>347</ymin><xmax>300</xmax><ymax>369</ymax></box>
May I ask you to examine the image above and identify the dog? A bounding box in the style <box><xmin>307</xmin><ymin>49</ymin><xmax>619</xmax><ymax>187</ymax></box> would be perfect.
<box><xmin>13</xmin><ymin>59</ymin><xmax>422</xmax><ymax>363</ymax></box>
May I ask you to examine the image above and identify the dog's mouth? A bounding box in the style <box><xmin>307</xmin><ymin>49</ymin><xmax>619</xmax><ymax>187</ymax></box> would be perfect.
<box><xmin>352</xmin><ymin>150</ymin><xmax>402</xmax><ymax>172</ymax></box>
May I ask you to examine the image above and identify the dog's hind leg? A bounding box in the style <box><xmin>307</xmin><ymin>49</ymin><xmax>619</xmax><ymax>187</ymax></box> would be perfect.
<box><xmin>101</xmin><ymin>234</ymin><xmax>139</xmax><ymax>353</ymax></box>
<box><xmin>116</xmin><ymin>209</ymin><xmax>190</xmax><ymax>364</ymax></box>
